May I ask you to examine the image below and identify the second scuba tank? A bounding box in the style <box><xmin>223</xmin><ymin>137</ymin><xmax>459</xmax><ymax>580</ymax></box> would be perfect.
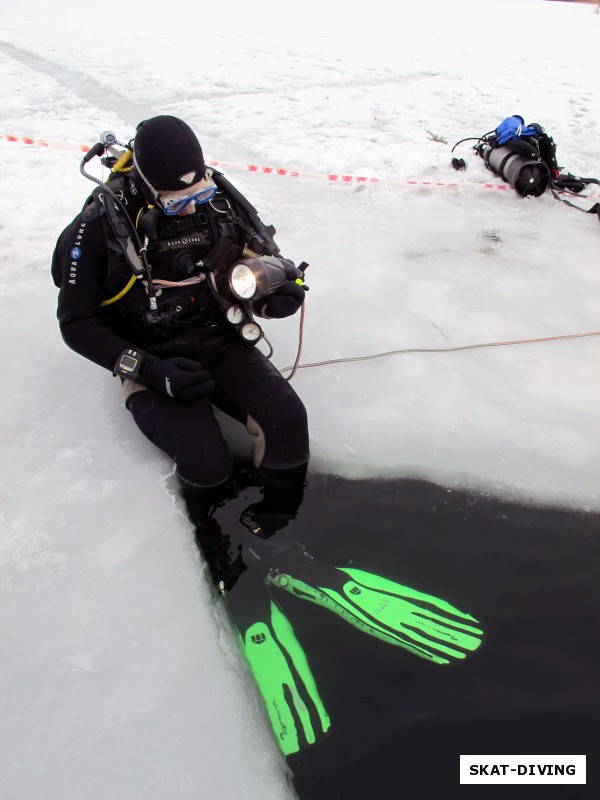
<box><xmin>477</xmin><ymin>141</ymin><xmax>550</xmax><ymax>197</ymax></box>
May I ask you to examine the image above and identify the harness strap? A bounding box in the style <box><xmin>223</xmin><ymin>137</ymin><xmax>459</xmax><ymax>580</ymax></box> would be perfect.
<box><xmin>549</xmin><ymin>186</ymin><xmax>600</xmax><ymax>222</ymax></box>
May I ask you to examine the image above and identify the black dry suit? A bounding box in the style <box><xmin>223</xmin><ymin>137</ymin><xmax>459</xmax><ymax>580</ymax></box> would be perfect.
<box><xmin>52</xmin><ymin>169</ymin><xmax>309</xmax><ymax>488</ymax></box>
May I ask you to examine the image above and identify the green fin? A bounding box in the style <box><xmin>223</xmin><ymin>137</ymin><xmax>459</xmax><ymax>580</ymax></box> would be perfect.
<box><xmin>239</xmin><ymin>600</ymin><xmax>330</xmax><ymax>755</ymax></box>
<box><xmin>268</xmin><ymin>566</ymin><xmax>484</xmax><ymax>665</ymax></box>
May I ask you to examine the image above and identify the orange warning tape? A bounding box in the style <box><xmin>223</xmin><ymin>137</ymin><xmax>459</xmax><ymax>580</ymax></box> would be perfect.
<box><xmin>3</xmin><ymin>133</ymin><xmax>600</xmax><ymax>197</ymax></box>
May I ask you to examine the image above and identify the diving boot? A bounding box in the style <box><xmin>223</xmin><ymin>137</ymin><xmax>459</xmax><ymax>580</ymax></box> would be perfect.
<box><xmin>182</xmin><ymin>479</ymin><xmax>247</xmax><ymax>592</ymax></box>
<box><xmin>240</xmin><ymin>463</ymin><xmax>307</xmax><ymax>539</ymax></box>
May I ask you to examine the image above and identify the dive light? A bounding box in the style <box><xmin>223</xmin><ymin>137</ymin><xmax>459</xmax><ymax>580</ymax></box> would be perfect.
<box><xmin>229</xmin><ymin>255</ymin><xmax>303</xmax><ymax>301</ymax></box>
<box><xmin>210</xmin><ymin>253</ymin><xmax>305</xmax><ymax>347</ymax></box>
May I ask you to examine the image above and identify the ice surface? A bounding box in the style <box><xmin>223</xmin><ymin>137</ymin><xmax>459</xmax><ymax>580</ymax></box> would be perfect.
<box><xmin>1</xmin><ymin>0</ymin><xmax>599</xmax><ymax>797</ymax></box>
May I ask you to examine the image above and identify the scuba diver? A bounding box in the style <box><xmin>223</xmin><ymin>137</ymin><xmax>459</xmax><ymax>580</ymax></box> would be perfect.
<box><xmin>52</xmin><ymin>114</ymin><xmax>484</xmax><ymax>758</ymax></box>
<box><xmin>52</xmin><ymin>114</ymin><xmax>309</xmax><ymax>526</ymax></box>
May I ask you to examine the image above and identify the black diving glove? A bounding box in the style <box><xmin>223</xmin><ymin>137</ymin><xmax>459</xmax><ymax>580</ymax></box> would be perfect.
<box><xmin>257</xmin><ymin>281</ymin><xmax>306</xmax><ymax>319</ymax></box>
<box><xmin>142</xmin><ymin>355</ymin><xmax>215</xmax><ymax>402</ymax></box>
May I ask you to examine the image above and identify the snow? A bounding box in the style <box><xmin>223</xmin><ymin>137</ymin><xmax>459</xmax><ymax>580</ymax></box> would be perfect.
<box><xmin>0</xmin><ymin>0</ymin><xmax>599</xmax><ymax>797</ymax></box>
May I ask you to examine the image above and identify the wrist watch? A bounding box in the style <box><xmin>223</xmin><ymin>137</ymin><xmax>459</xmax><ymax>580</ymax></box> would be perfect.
<box><xmin>113</xmin><ymin>349</ymin><xmax>143</xmax><ymax>381</ymax></box>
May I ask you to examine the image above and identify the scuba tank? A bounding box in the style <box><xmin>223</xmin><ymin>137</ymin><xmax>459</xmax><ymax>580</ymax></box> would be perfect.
<box><xmin>476</xmin><ymin>137</ymin><xmax>550</xmax><ymax>197</ymax></box>
<box><xmin>452</xmin><ymin>122</ymin><xmax>556</xmax><ymax>197</ymax></box>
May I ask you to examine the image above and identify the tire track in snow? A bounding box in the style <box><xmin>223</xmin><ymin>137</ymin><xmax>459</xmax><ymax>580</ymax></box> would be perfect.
<box><xmin>0</xmin><ymin>41</ymin><xmax>152</xmax><ymax>125</ymax></box>
<box><xmin>163</xmin><ymin>69</ymin><xmax>443</xmax><ymax>103</ymax></box>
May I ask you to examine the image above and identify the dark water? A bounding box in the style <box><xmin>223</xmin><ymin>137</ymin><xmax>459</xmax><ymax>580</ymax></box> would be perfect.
<box><xmin>215</xmin><ymin>473</ymin><xmax>600</xmax><ymax>800</ymax></box>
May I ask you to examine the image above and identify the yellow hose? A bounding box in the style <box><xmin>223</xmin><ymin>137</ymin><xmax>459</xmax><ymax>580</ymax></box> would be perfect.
<box><xmin>100</xmin><ymin>275</ymin><xmax>137</xmax><ymax>306</ymax></box>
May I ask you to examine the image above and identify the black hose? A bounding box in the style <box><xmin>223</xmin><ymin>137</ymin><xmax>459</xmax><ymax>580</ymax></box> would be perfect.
<box><xmin>211</xmin><ymin>170</ymin><xmax>280</xmax><ymax>255</ymax></box>
<box><xmin>450</xmin><ymin>131</ymin><xmax>496</xmax><ymax>153</ymax></box>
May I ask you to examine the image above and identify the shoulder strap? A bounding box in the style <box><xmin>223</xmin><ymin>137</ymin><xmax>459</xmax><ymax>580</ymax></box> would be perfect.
<box><xmin>92</xmin><ymin>175</ymin><xmax>145</xmax><ymax>277</ymax></box>
<box><xmin>211</xmin><ymin>170</ymin><xmax>281</xmax><ymax>256</ymax></box>
<box><xmin>549</xmin><ymin>185</ymin><xmax>600</xmax><ymax>222</ymax></box>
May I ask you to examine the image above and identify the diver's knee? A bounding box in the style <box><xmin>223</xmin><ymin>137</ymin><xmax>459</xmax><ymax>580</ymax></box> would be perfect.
<box><xmin>278</xmin><ymin>389</ymin><xmax>308</xmax><ymax>429</ymax></box>
<box><xmin>176</xmin><ymin>458</ymin><xmax>233</xmax><ymax>490</ymax></box>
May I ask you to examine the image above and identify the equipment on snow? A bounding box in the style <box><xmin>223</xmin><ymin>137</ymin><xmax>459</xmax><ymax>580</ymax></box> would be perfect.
<box><xmin>451</xmin><ymin>115</ymin><xmax>600</xmax><ymax>220</ymax></box>
<box><xmin>495</xmin><ymin>115</ymin><xmax>540</xmax><ymax>146</ymax></box>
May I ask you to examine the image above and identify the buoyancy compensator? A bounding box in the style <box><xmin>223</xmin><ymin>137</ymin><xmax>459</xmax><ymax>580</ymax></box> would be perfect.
<box><xmin>78</xmin><ymin>129</ymin><xmax>308</xmax><ymax>350</ymax></box>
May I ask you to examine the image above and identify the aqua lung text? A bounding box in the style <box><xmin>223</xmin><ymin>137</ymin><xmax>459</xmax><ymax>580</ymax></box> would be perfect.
<box><xmin>69</xmin><ymin>222</ymin><xmax>86</xmax><ymax>284</ymax></box>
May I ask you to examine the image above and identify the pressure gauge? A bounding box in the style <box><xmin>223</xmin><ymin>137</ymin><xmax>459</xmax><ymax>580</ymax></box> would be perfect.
<box><xmin>240</xmin><ymin>322</ymin><xmax>262</xmax><ymax>343</ymax></box>
<box><xmin>226</xmin><ymin>305</ymin><xmax>245</xmax><ymax>325</ymax></box>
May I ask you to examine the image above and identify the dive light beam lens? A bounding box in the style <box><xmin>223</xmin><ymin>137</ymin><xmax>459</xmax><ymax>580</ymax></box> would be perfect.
<box><xmin>230</xmin><ymin>264</ymin><xmax>257</xmax><ymax>300</ymax></box>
